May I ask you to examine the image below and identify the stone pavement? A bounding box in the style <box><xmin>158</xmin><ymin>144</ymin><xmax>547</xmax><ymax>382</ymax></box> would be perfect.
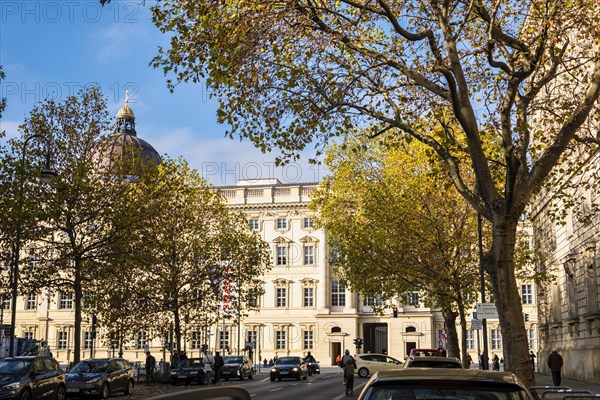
<box><xmin>533</xmin><ymin>373</ymin><xmax>600</xmax><ymax>395</ymax></box>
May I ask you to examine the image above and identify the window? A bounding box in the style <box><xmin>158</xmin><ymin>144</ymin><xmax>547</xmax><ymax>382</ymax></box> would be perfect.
<box><xmin>25</xmin><ymin>293</ymin><xmax>36</xmax><ymax>310</ymax></box>
<box><xmin>276</xmin><ymin>288</ymin><xmax>287</xmax><ymax>307</ymax></box>
<box><xmin>24</xmin><ymin>332</ymin><xmax>34</xmax><ymax>340</ymax></box>
<box><xmin>303</xmin><ymin>287</ymin><xmax>314</xmax><ymax>307</ymax></box>
<box><xmin>1</xmin><ymin>298</ymin><xmax>9</xmax><ymax>310</ymax></box>
<box><xmin>303</xmin><ymin>330</ymin><xmax>314</xmax><ymax>350</ymax></box>
<box><xmin>364</xmin><ymin>295</ymin><xmax>383</xmax><ymax>307</ymax></box>
<box><xmin>246</xmin><ymin>330</ymin><xmax>257</xmax><ymax>347</ymax></box>
<box><xmin>219</xmin><ymin>331</ymin><xmax>230</xmax><ymax>349</ymax></box>
<box><xmin>29</xmin><ymin>253</ymin><xmax>39</xmax><ymax>269</ymax></box>
<box><xmin>247</xmin><ymin>288</ymin><xmax>259</xmax><ymax>307</ymax></box>
<box><xmin>405</xmin><ymin>292</ymin><xmax>420</xmax><ymax>307</ymax></box>
<box><xmin>527</xmin><ymin>328</ymin><xmax>536</xmax><ymax>349</ymax></box>
<box><xmin>136</xmin><ymin>331</ymin><xmax>147</xmax><ymax>349</ymax></box>
<box><xmin>276</xmin><ymin>330</ymin><xmax>286</xmax><ymax>350</ymax></box>
<box><xmin>57</xmin><ymin>331</ymin><xmax>67</xmax><ymax>349</ymax></box>
<box><xmin>190</xmin><ymin>332</ymin><xmax>200</xmax><ymax>349</ymax></box>
<box><xmin>303</xmin><ymin>245</ymin><xmax>314</xmax><ymax>265</ymax></box>
<box><xmin>276</xmin><ymin>218</ymin><xmax>287</xmax><ymax>230</ymax></box>
<box><xmin>521</xmin><ymin>284</ymin><xmax>533</xmax><ymax>304</ymax></box>
<box><xmin>466</xmin><ymin>330</ymin><xmax>475</xmax><ymax>350</ymax></box>
<box><xmin>276</xmin><ymin>246</ymin><xmax>287</xmax><ymax>265</ymax></box>
<box><xmin>84</xmin><ymin>331</ymin><xmax>93</xmax><ymax>349</ymax></box>
<box><xmin>331</xmin><ymin>281</ymin><xmax>346</xmax><ymax>307</ymax></box>
<box><xmin>303</xmin><ymin>217</ymin><xmax>313</xmax><ymax>229</ymax></box>
<box><xmin>191</xmin><ymin>289</ymin><xmax>202</xmax><ymax>309</ymax></box>
<box><xmin>59</xmin><ymin>292</ymin><xmax>73</xmax><ymax>309</ymax></box>
<box><xmin>491</xmin><ymin>329</ymin><xmax>502</xmax><ymax>349</ymax></box>
<box><xmin>249</xmin><ymin>219</ymin><xmax>259</xmax><ymax>230</ymax></box>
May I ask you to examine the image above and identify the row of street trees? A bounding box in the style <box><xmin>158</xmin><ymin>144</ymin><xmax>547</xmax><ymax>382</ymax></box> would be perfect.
<box><xmin>0</xmin><ymin>87</ymin><xmax>270</xmax><ymax>364</ymax></box>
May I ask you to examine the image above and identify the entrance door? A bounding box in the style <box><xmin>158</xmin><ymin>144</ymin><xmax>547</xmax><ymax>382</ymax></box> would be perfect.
<box><xmin>406</xmin><ymin>342</ymin><xmax>416</xmax><ymax>356</ymax></box>
<box><xmin>331</xmin><ymin>342</ymin><xmax>341</xmax><ymax>366</ymax></box>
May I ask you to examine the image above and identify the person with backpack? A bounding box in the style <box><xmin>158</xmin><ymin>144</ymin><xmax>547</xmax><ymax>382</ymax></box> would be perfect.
<box><xmin>213</xmin><ymin>351</ymin><xmax>224</xmax><ymax>385</ymax></box>
<box><xmin>202</xmin><ymin>350</ymin><xmax>215</xmax><ymax>384</ymax></box>
<box><xmin>341</xmin><ymin>350</ymin><xmax>356</xmax><ymax>396</ymax></box>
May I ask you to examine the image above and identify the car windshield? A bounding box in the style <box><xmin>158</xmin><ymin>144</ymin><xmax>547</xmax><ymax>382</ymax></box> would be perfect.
<box><xmin>0</xmin><ymin>360</ymin><xmax>32</xmax><ymax>374</ymax></box>
<box><xmin>224</xmin><ymin>357</ymin><xmax>243</xmax><ymax>364</ymax></box>
<box><xmin>180</xmin><ymin>359</ymin><xmax>203</xmax><ymax>368</ymax></box>
<box><xmin>364</xmin><ymin>382</ymin><xmax>529</xmax><ymax>400</ymax></box>
<box><xmin>70</xmin><ymin>360</ymin><xmax>109</xmax><ymax>373</ymax></box>
<box><xmin>276</xmin><ymin>357</ymin><xmax>300</xmax><ymax>365</ymax></box>
<box><xmin>409</xmin><ymin>362</ymin><xmax>461</xmax><ymax>368</ymax></box>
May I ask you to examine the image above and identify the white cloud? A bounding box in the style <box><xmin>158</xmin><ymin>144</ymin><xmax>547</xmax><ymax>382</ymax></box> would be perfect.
<box><xmin>94</xmin><ymin>23</ymin><xmax>150</xmax><ymax>62</ymax></box>
<box><xmin>0</xmin><ymin>120</ymin><xmax>21</xmax><ymax>139</ymax></box>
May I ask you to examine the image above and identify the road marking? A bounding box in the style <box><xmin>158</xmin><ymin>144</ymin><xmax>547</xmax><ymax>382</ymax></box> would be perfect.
<box><xmin>269</xmin><ymin>387</ymin><xmax>283</xmax><ymax>392</ymax></box>
<box><xmin>260</xmin><ymin>377</ymin><xmax>270</xmax><ymax>382</ymax></box>
<box><xmin>250</xmin><ymin>395</ymin><xmax>257</xmax><ymax>397</ymax></box>
<box><xmin>331</xmin><ymin>381</ymin><xmax>367</xmax><ymax>400</ymax></box>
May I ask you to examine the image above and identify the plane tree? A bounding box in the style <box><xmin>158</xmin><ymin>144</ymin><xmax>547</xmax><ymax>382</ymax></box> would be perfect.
<box><xmin>312</xmin><ymin>139</ymin><xmax>480</xmax><ymax>365</ymax></box>
<box><xmin>139</xmin><ymin>0</ymin><xmax>600</xmax><ymax>385</ymax></box>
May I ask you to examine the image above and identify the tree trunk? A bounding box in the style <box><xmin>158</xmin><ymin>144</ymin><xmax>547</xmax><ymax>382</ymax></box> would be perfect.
<box><xmin>457</xmin><ymin>297</ymin><xmax>469</xmax><ymax>368</ymax></box>
<box><xmin>73</xmin><ymin>267</ymin><xmax>82</xmax><ymax>365</ymax></box>
<box><xmin>442</xmin><ymin>308</ymin><xmax>459</xmax><ymax>358</ymax></box>
<box><xmin>486</xmin><ymin>216</ymin><xmax>535</xmax><ymax>387</ymax></box>
<box><xmin>174</xmin><ymin>301</ymin><xmax>181</xmax><ymax>355</ymax></box>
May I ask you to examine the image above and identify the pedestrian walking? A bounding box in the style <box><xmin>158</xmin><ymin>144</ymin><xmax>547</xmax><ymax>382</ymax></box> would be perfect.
<box><xmin>466</xmin><ymin>354</ymin><xmax>473</xmax><ymax>369</ymax></box>
<box><xmin>213</xmin><ymin>351</ymin><xmax>224</xmax><ymax>385</ymax></box>
<box><xmin>202</xmin><ymin>350</ymin><xmax>215</xmax><ymax>384</ymax></box>
<box><xmin>263</xmin><ymin>359</ymin><xmax>268</xmax><ymax>368</ymax></box>
<box><xmin>529</xmin><ymin>351</ymin><xmax>536</xmax><ymax>372</ymax></box>
<box><xmin>547</xmin><ymin>348</ymin><xmax>564</xmax><ymax>386</ymax></box>
<box><xmin>341</xmin><ymin>350</ymin><xmax>356</xmax><ymax>396</ymax></box>
<box><xmin>492</xmin><ymin>353</ymin><xmax>500</xmax><ymax>371</ymax></box>
<box><xmin>145</xmin><ymin>351</ymin><xmax>156</xmax><ymax>386</ymax></box>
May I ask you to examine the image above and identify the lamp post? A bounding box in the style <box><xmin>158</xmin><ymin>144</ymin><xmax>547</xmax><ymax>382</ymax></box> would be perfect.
<box><xmin>9</xmin><ymin>134</ymin><xmax>57</xmax><ymax>357</ymax></box>
<box><xmin>478</xmin><ymin>213</ymin><xmax>490</xmax><ymax>370</ymax></box>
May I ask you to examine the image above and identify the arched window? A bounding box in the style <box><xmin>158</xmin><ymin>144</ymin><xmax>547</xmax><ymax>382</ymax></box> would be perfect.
<box><xmin>331</xmin><ymin>327</ymin><xmax>341</xmax><ymax>333</ymax></box>
<box><xmin>405</xmin><ymin>326</ymin><xmax>416</xmax><ymax>333</ymax></box>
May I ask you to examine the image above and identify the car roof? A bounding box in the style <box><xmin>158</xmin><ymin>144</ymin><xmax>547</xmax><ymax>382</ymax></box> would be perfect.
<box><xmin>0</xmin><ymin>356</ymin><xmax>40</xmax><ymax>361</ymax></box>
<box><xmin>356</xmin><ymin>353</ymin><xmax>393</xmax><ymax>357</ymax></box>
<box><xmin>372</xmin><ymin>368</ymin><xmax>525</xmax><ymax>385</ymax></box>
<box><xmin>408</xmin><ymin>356</ymin><xmax>461</xmax><ymax>362</ymax></box>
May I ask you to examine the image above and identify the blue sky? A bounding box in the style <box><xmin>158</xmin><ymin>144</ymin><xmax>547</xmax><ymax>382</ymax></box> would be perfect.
<box><xmin>0</xmin><ymin>0</ymin><xmax>324</xmax><ymax>185</ymax></box>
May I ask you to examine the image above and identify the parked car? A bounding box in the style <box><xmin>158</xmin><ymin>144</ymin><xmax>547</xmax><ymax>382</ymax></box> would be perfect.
<box><xmin>357</xmin><ymin>369</ymin><xmax>535</xmax><ymax>400</ymax></box>
<box><xmin>169</xmin><ymin>358</ymin><xmax>205</xmax><ymax>386</ymax></box>
<box><xmin>408</xmin><ymin>348</ymin><xmax>445</xmax><ymax>357</ymax></box>
<box><xmin>221</xmin><ymin>356</ymin><xmax>253</xmax><ymax>381</ymax></box>
<box><xmin>0</xmin><ymin>355</ymin><xmax>66</xmax><ymax>400</ymax></box>
<box><xmin>354</xmin><ymin>353</ymin><xmax>403</xmax><ymax>378</ymax></box>
<box><xmin>269</xmin><ymin>356</ymin><xmax>308</xmax><ymax>381</ymax></box>
<box><xmin>403</xmin><ymin>356</ymin><xmax>463</xmax><ymax>368</ymax></box>
<box><xmin>65</xmin><ymin>358</ymin><xmax>134</xmax><ymax>398</ymax></box>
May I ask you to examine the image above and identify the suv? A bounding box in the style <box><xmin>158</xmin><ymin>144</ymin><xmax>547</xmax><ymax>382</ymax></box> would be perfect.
<box><xmin>221</xmin><ymin>356</ymin><xmax>253</xmax><ymax>381</ymax></box>
<box><xmin>0</xmin><ymin>355</ymin><xmax>66</xmax><ymax>400</ymax></box>
<box><xmin>65</xmin><ymin>358</ymin><xmax>134</xmax><ymax>398</ymax></box>
<box><xmin>354</xmin><ymin>354</ymin><xmax>403</xmax><ymax>378</ymax></box>
<box><xmin>357</xmin><ymin>369</ymin><xmax>534</xmax><ymax>400</ymax></box>
<box><xmin>403</xmin><ymin>356</ymin><xmax>463</xmax><ymax>368</ymax></box>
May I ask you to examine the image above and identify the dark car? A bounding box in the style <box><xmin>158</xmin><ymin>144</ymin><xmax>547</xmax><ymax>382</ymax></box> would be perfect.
<box><xmin>169</xmin><ymin>358</ymin><xmax>205</xmax><ymax>386</ymax></box>
<box><xmin>221</xmin><ymin>356</ymin><xmax>253</xmax><ymax>381</ymax></box>
<box><xmin>403</xmin><ymin>356</ymin><xmax>463</xmax><ymax>369</ymax></box>
<box><xmin>0</xmin><ymin>356</ymin><xmax>66</xmax><ymax>400</ymax></box>
<box><xmin>65</xmin><ymin>358</ymin><xmax>134</xmax><ymax>399</ymax></box>
<box><xmin>269</xmin><ymin>356</ymin><xmax>308</xmax><ymax>382</ymax></box>
<box><xmin>357</xmin><ymin>369</ymin><xmax>535</xmax><ymax>400</ymax></box>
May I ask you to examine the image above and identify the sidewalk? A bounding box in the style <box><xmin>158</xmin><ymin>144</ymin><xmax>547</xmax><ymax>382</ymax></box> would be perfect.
<box><xmin>533</xmin><ymin>373</ymin><xmax>600</xmax><ymax>394</ymax></box>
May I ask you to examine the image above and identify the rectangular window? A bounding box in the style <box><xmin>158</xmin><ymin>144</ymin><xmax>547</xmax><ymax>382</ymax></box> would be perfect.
<box><xmin>247</xmin><ymin>288</ymin><xmax>259</xmax><ymax>307</ymax></box>
<box><xmin>190</xmin><ymin>332</ymin><xmax>200</xmax><ymax>349</ymax></box>
<box><xmin>25</xmin><ymin>293</ymin><xmax>37</xmax><ymax>310</ymax></box>
<box><xmin>59</xmin><ymin>292</ymin><xmax>73</xmax><ymax>309</ymax></box>
<box><xmin>303</xmin><ymin>245</ymin><xmax>314</xmax><ymax>265</ymax></box>
<box><xmin>331</xmin><ymin>281</ymin><xmax>346</xmax><ymax>307</ymax></box>
<box><xmin>276</xmin><ymin>218</ymin><xmax>287</xmax><ymax>230</ymax></box>
<box><xmin>136</xmin><ymin>331</ymin><xmax>147</xmax><ymax>350</ymax></box>
<box><xmin>521</xmin><ymin>284</ymin><xmax>533</xmax><ymax>304</ymax></box>
<box><xmin>364</xmin><ymin>295</ymin><xmax>383</xmax><ymax>307</ymax></box>
<box><xmin>303</xmin><ymin>217</ymin><xmax>313</xmax><ymax>229</ymax></box>
<box><xmin>303</xmin><ymin>331</ymin><xmax>314</xmax><ymax>350</ymax></box>
<box><xmin>246</xmin><ymin>330</ymin><xmax>257</xmax><ymax>347</ymax></box>
<box><xmin>276</xmin><ymin>330</ymin><xmax>286</xmax><ymax>350</ymax></box>
<box><xmin>24</xmin><ymin>332</ymin><xmax>34</xmax><ymax>340</ymax></box>
<box><xmin>191</xmin><ymin>289</ymin><xmax>202</xmax><ymax>309</ymax></box>
<box><xmin>1</xmin><ymin>298</ymin><xmax>9</xmax><ymax>310</ymax></box>
<box><xmin>491</xmin><ymin>329</ymin><xmax>502</xmax><ymax>350</ymax></box>
<box><xmin>276</xmin><ymin>246</ymin><xmax>287</xmax><ymax>265</ymax></box>
<box><xmin>84</xmin><ymin>331</ymin><xmax>93</xmax><ymax>349</ymax></box>
<box><xmin>527</xmin><ymin>328</ymin><xmax>536</xmax><ymax>349</ymax></box>
<box><xmin>219</xmin><ymin>331</ymin><xmax>230</xmax><ymax>349</ymax></box>
<box><xmin>276</xmin><ymin>288</ymin><xmax>287</xmax><ymax>307</ymax></box>
<box><xmin>303</xmin><ymin>287</ymin><xmax>314</xmax><ymax>307</ymax></box>
<box><xmin>466</xmin><ymin>330</ymin><xmax>475</xmax><ymax>350</ymax></box>
<box><xmin>57</xmin><ymin>331</ymin><xmax>67</xmax><ymax>349</ymax></box>
<box><xmin>405</xmin><ymin>292</ymin><xmax>420</xmax><ymax>307</ymax></box>
<box><xmin>248</xmin><ymin>219</ymin><xmax>259</xmax><ymax>230</ymax></box>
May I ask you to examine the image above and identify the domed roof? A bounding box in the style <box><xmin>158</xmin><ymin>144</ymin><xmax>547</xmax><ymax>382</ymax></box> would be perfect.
<box><xmin>116</xmin><ymin>91</ymin><xmax>136</xmax><ymax>119</ymax></box>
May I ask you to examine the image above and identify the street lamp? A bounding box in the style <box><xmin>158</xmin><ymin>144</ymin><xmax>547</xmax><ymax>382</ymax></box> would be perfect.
<box><xmin>9</xmin><ymin>134</ymin><xmax>57</xmax><ymax>357</ymax></box>
<box><xmin>478</xmin><ymin>213</ymin><xmax>490</xmax><ymax>370</ymax></box>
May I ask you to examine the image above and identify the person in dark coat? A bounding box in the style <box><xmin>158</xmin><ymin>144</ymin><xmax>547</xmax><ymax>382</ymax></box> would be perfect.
<box><xmin>547</xmin><ymin>349</ymin><xmax>564</xmax><ymax>386</ymax></box>
<box><xmin>213</xmin><ymin>351</ymin><xmax>224</xmax><ymax>385</ymax></box>
<box><xmin>529</xmin><ymin>351</ymin><xmax>536</xmax><ymax>372</ymax></box>
<box><xmin>145</xmin><ymin>352</ymin><xmax>156</xmax><ymax>385</ymax></box>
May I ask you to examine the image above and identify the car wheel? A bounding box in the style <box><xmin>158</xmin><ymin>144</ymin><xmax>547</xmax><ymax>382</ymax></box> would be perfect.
<box><xmin>170</xmin><ymin>380</ymin><xmax>177</xmax><ymax>386</ymax></box>
<box><xmin>100</xmin><ymin>382</ymin><xmax>110</xmax><ymax>399</ymax></box>
<box><xmin>358</xmin><ymin>367</ymin><xmax>369</xmax><ymax>378</ymax></box>
<box><xmin>18</xmin><ymin>389</ymin><xmax>31</xmax><ymax>400</ymax></box>
<box><xmin>270</xmin><ymin>377</ymin><xmax>275</xmax><ymax>382</ymax></box>
<box><xmin>125</xmin><ymin>380</ymin><xmax>134</xmax><ymax>396</ymax></box>
<box><xmin>278</xmin><ymin>378</ymin><xmax>282</xmax><ymax>381</ymax></box>
<box><xmin>55</xmin><ymin>385</ymin><xmax>66</xmax><ymax>400</ymax></box>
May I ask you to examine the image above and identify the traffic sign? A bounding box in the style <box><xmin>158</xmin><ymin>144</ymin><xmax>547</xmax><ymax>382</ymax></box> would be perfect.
<box><xmin>471</xmin><ymin>319</ymin><xmax>482</xmax><ymax>330</ymax></box>
<box><xmin>476</xmin><ymin>303</ymin><xmax>498</xmax><ymax>319</ymax></box>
